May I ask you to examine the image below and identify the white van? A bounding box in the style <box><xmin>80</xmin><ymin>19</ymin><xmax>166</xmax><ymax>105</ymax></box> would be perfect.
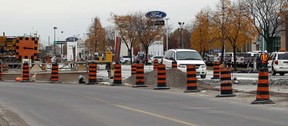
<box><xmin>162</xmin><ymin>49</ymin><xmax>207</xmax><ymax>78</ymax></box>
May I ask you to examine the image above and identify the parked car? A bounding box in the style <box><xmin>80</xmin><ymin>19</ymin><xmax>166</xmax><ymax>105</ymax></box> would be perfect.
<box><xmin>134</xmin><ymin>53</ymin><xmax>153</xmax><ymax>64</ymax></box>
<box><xmin>120</xmin><ymin>56</ymin><xmax>131</xmax><ymax>64</ymax></box>
<box><xmin>162</xmin><ymin>49</ymin><xmax>207</xmax><ymax>78</ymax></box>
<box><xmin>268</xmin><ymin>52</ymin><xmax>288</xmax><ymax>75</ymax></box>
<box><xmin>151</xmin><ymin>56</ymin><xmax>163</xmax><ymax>63</ymax></box>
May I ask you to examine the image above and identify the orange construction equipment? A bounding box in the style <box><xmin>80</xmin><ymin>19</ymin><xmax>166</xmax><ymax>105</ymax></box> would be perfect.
<box><xmin>88</xmin><ymin>61</ymin><xmax>97</xmax><ymax>85</ymax></box>
<box><xmin>154</xmin><ymin>64</ymin><xmax>169</xmax><ymax>90</ymax></box>
<box><xmin>133</xmin><ymin>63</ymin><xmax>147</xmax><ymax>87</ymax></box>
<box><xmin>211</xmin><ymin>61</ymin><xmax>220</xmax><ymax>79</ymax></box>
<box><xmin>251</xmin><ymin>68</ymin><xmax>274</xmax><ymax>104</ymax></box>
<box><xmin>153</xmin><ymin>59</ymin><xmax>158</xmax><ymax>71</ymax></box>
<box><xmin>22</xmin><ymin>62</ymin><xmax>30</xmax><ymax>82</ymax></box>
<box><xmin>113</xmin><ymin>63</ymin><xmax>122</xmax><ymax>85</ymax></box>
<box><xmin>216</xmin><ymin>67</ymin><xmax>236</xmax><ymax>97</ymax></box>
<box><xmin>184</xmin><ymin>65</ymin><xmax>200</xmax><ymax>92</ymax></box>
<box><xmin>51</xmin><ymin>62</ymin><xmax>59</xmax><ymax>82</ymax></box>
<box><xmin>131</xmin><ymin>63</ymin><xmax>137</xmax><ymax>75</ymax></box>
<box><xmin>172</xmin><ymin>60</ymin><xmax>177</xmax><ymax>69</ymax></box>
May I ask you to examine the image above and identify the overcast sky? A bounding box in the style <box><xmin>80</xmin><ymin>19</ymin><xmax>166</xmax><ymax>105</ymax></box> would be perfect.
<box><xmin>0</xmin><ymin>0</ymin><xmax>219</xmax><ymax>46</ymax></box>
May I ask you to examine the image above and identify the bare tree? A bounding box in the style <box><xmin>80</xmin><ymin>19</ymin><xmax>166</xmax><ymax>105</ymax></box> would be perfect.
<box><xmin>130</xmin><ymin>11</ymin><xmax>164</xmax><ymax>64</ymax></box>
<box><xmin>243</xmin><ymin>0</ymin><xmax>288</xmax><ymax>52</ymax></box>
<box><xmin>112</xmin><ymin>14</ymin><xmax>138</xmax><ymax>64</ymax></box>
<box><xmin>105</xmin><ymin>26</ymin><xmax>115</xmax><ymax>53</ymax></box>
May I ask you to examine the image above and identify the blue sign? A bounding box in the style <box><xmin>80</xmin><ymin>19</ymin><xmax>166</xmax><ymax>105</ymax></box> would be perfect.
<box><xmin>66</xmin><ymin>37</ymin><xmax>78</xmax><ymax>42</ymax></box>
<box><xmin>145</xmin><ymin>11</ymin><xmax>167</xmax><ymax>19</ymax></box>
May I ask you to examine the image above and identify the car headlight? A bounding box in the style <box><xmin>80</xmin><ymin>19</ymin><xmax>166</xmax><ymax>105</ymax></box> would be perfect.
<box><xmin>200</xmin><ymin>64</ymin><xmax>206</xmax><ymax>68</ymax></box>
<box><xmin>178</xmin><ymin>64</ymin><xmax>186</xmax><ymax>68</ymax></box>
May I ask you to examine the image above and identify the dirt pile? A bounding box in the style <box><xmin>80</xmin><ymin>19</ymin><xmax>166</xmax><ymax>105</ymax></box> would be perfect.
<box><xmin>123</xmin><ymin>69</ymin><xmax>213</xmax><ymax>90</ymax></box>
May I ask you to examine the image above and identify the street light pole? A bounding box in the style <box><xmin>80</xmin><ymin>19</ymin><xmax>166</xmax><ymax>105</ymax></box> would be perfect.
<box><xmin>178</xmin><ymin>22</ymin><xmax>184</xmax><ymax>49</ymax></box>
<box><xmin>165</xmin><ymin>18</ymin><xmax>169</xmax><ymax>52</ymax></box>
<box><xmin>53</xmin><ymin>27</ymin><xmax>57</xmax><ymax>56</ymax></box>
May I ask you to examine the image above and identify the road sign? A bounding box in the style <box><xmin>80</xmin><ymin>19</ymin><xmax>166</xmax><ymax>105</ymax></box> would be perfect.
<box><xmin>153</xmin><ymin>20</ymin><xmax>165</xmax><ymax>26</ymax></box>
<box><xmin>54</xmin><ymin>41</ymin><xmax>67</xmax><ymax>44</ymax></box>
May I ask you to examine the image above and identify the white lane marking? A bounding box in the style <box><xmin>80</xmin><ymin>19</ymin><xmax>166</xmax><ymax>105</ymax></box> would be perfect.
<box><xmin>84</xmin><ymin>96</ymin><xmax>198</xmax><ymax>126</ymax></box>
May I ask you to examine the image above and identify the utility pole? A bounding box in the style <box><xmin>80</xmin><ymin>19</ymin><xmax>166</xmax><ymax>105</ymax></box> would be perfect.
<box><xmin>221</xmin><ymin>0</ymin><xmax>226</xmax><ymax>65</ymax></box>
<box><xmin>53</xmin><ymin>27</ymin><xmax>57</xmax><ymax>56</ymax></box>
<box><xmin>165</xmin><ymin>18</ymin><xmax>169</xmax><ymax>52</ymax></box>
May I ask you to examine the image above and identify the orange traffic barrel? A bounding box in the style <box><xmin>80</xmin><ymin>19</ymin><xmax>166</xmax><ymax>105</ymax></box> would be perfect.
<box><xmin>113</xmin><ymin>63</ymin><xmax>122</xmax><ymax>85</ymax></box>
<box><xmin>0</xmin><ymin>62</ymin><xmax>2</xmax><ymax>81</ymax></box>
<box><xmin>211</xmin><ymin>61</ymin><xmax>220</xmax><ymax>79</ymax></box>
<box><xmin>51</xmin><ymin>62</ymin><xmax>59</xmax><ymax>82</ymax></box>
<box><xmin>88</xmin><ymin>61</ymin><xmax>97</xmax><ymax>85</ymax></box>
<box><xmin>154</xmin><ymin>64</ymin><xmax>169</xmax><ymax>90</ymax></box>
<box><xmin>133</xmin><ymin>63</ymin><xmax>147</xmax><ymax>87</ymax></box>
<box><xmin>184</xmin><ymin>65</ymin><xmax>200</xmax><ymax>92</ymax></box>
<box><xmin>131</xmin><ymin>63</ymin><xmax>137</xmax><ymax>75</ymax></box>
<box><xmin>216</xmin><ymin>67</ymin><xmax>236</xmax><ymax>97</ymax></box>
<box><xmin>22</xmin><ymin>62</ymin><xmax>30</xmax><ymax>82</ymax></box>
<box><xmin>172</xmin><ymin>60</ymin><xmax>177</xmax><ymax>69</ymax></box>
<box><xmin>153</xmin><ymin>59</ymin><xmax>158</xmax><ymax>71</ymax></box>
<box><xmin>251</xmin><ymin>68</ymin><xmax>274</xmax><ymax>104</ymax></box>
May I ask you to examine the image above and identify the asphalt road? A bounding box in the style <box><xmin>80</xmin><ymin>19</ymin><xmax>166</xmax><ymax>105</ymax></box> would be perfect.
<box><xmin>0</xmin><ymin>82</ymin><xmax>287</xmax><ymax>126</ymax></box>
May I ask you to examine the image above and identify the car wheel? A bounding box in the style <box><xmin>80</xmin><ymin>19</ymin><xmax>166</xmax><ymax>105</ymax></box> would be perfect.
<box><xmin>280</xmin><ymin>73</ymin><xmax>285</xmax><ymax>76</ymax></box>
<box><xmin>272</xmin><ymin>67</ymin><xmax>276</xmax><ymax>75</ymax></box>
<box><xmin>200</xmin><ymin>74</ymin><xmax>206</xmax><ymax>79</ymax></box>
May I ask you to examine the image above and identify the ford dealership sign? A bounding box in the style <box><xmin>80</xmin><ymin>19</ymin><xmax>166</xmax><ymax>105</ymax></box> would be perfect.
<box><xmin>145</xmin><ymin>11</ymin><xmax>167</xmax><ymax>19</ymax></box>
<box><xmin>66</xmin><ymin>37</ymin><xmax>78</xmax><ymax>42</ymax></box>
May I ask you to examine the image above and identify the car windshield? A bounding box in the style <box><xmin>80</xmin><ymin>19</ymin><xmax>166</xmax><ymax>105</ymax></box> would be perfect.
<box><xmin>278</xmin><ymin>53</ymin><xmax>288</xmax><ymax>60</ymax></box>
<box><xmin>176</xmin><ymin>51</ymin><xmax>202</xmax><ymax>60</ymax></box>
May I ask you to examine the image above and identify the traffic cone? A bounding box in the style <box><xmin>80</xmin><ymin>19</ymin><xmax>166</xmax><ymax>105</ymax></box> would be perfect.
<box><xmin>154</xmin><ymin>64</ymin><xmax>169</xmax><ymax>90</ymax></box>
<box><xmin>88</xmin><ymin>61</ymin><xmax>97</xmax><ymax>85</ymax></box>
<box><xmin>112</xmin><ymin>63</ymin><xmax>122</xmax><ymax>86</ymax></box>
<box><xmin>22</xmin><ymin>62</ymin><xmax>30</xmax><ymax>82</ymax></box>
<box><xmin>216</xmin><ymin>67</ymin><xmax>236</xmax><ymax>97</ymax></box>
<box><xmin>184</xmin><ymin>65</ymin><xmax>200</xmax><ymax>92</ymax></box>
<box><xmin>251</xmin><ymin>68</ymin><xmax>274</xmax><ymax>104</ymax></box>
<box><xmin>211</xmin><ymin>61</ymin><xmax>220</xmax><ymax>79</ymax></box>
<box><xmin>51</xmin><ymin>62</ymin><xmax>59</xmax><ymax>82</ymax></box>
<box><xmin>133</xmin><ymin>63</ymin><xmax>147</xmax><ymax>87</ymax></box>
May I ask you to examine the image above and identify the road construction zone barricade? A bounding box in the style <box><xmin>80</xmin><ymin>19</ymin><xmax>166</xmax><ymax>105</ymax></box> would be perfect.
<box><xmin>131</xmin><ymin>63</ymin><xmax>137</xmax><ymax>75</ymax></box>
<box><xmin>88</xmin><ymin>62</ymin><xmax>97</xmax><ymax>85</ymax></box>
<box><xmin>0</xmin><ymin>62</ymin><xmax>2</xmax><ymax>81</ymax></box>
<box><xmin>172</xmin><ymin>60</ymin><xmax>177</xmax><ymax>69</ymax></box>
<box><xmin>113</xmin><ymin>63</ymin><xmax>122</xmax><ymax>85</ymax></box>
<box><xmin>211</xmin><ymin>61</ymin><xmax>220</xmax><ymax>79</ymax></box>
<box><xmin>251</xmin><ymin>68</ymin><xmax>274</xmax><ymax>104</ymax></box>
<box><xmin>154</xmin><ymin>64</ymin><xmax>169</xmax><ymax>90</ymax></box>
<box><xmin>51</xmin><ymin>62</ymin><xmax>59</xmax><ymax>82</ymax></box>
<box><xmin>216</xmin><ymin>67</ymin><xmax>236</xmax><ymax>97</ymax></box>
<box><xmin>153</xmin><ymin>59</ymin><xmax>158</xmax><ymax>71</ymax></box>
<box><xmin>22</xmin><ymin>62</ymin><xmax>30</xmax><ymax>82</ymax></box>
<box><xmin>184</xmin><ymin>65</ymin><xmax>200</xmax><ymax>92</ymax></box>
<box><xmin>133</xmin><ymin>63</ymin><xmax>147</xmax><ymax>87</ymax></box>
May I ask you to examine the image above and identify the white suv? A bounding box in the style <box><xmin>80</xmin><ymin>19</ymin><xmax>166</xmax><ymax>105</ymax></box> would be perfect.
<box><xmin>162</xmin><ymin>49</ymin><xmax>207</xmax><ymax>78</ymax></box>
<box><xmin>268</xmin><ymin>52</ymin><xmax>288</xmax><ymax>76</ymax></box>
